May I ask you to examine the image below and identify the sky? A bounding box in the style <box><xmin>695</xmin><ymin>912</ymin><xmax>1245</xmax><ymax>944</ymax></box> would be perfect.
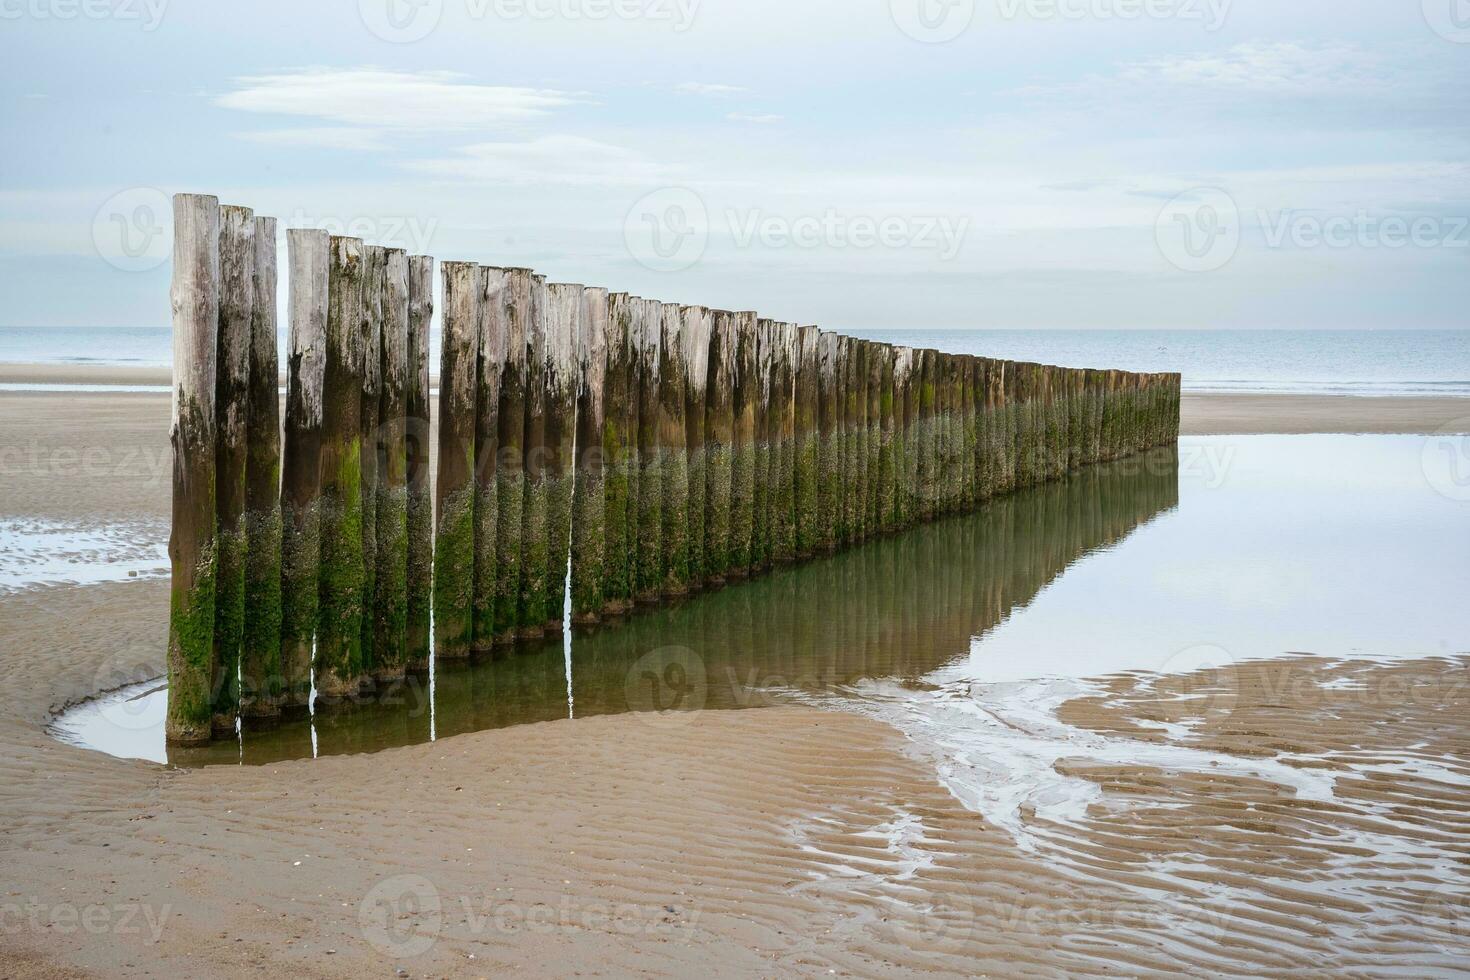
<box><xmin>0</xmin><ymin>0</ymin><xmax>1467</xmax><ymax>332</ymax></box>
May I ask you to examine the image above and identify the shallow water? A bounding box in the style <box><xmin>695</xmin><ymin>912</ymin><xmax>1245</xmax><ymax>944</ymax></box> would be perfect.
<box><xmin>54</xmin><ymin>432</ymin><xmax>1470</xmax><ymax>775</ymax></box>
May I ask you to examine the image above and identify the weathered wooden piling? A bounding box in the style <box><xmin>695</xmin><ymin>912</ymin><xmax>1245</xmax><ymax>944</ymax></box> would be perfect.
<box><xmin>212</xmin><ymin>204</ymin><xmax>253</xmax><ymax>733</ymax></box>
<box><xmin>680</xmin><ymin>306</ymin><xmax>711</xmax><ymax>590</ymax></box>
<box><xmin>891</xmin><ymin>346</ymin><xmax>915</xmax><ymax>530</ymax></box>
<box><xmin>750</xmin><ymin>322</ymin><xmax>773</xmax><ymax>572</ymax></box>
<box><xmin>571</xmin><ymin>287</ymin><xmax>609</xmax><ymax>624</ymax></box>
<box><xmin>240</xmin><ymin>215</ymin><xmax>282</xmax><ymax>723</ymax></box>
<box><xmin>471</xmin><ymin>267</ymin><xmax>504</xmax><ymax>655</ymax></box>
<box><xmin>793</xmin><ymin>326</ymin><xmax>820</xmax><ymax>558</ymax></box>
<box><xmin>517</xmin><ymin>275</ymin><xmax>551</xmax><ymax>637</ymax></box>
<box><xmin>166</xmin><ymin>193</ymin><xmax>220</xmax><ymax>746</ymax></box>
<box><xmin>866</xmin><ymin>340</ymin><xmax>884</xmax><ymax>533</ymax></box>
<box><xmin>358</xmin><ymin>245</ymin><xmax>384</xmax><ymax>683</ymax></box>
<box><xmin>916</xmin><ymin>349</ymin><xmax>938</xmax><ymax>522</ymax></box>
<box><xmin>373</xmin><ymin>248</ymin><xmax>410</xmax><ymax>683</ymax></box>
<box><xmin>815</xmin><ymin>331</ymin><xmax>842</xmax><ymax>553</ymax></box>
<box><xmin>729</xmin><ymin>312</ymin><xmax>759</xmax><ymax>577</ymax></box>
<box><xmin>493</xmin><ymin>269</ymin><xmax>531</xmax><ymax>642</ymax></box>
<box><xmin>279</xmin><ymin>228</ymin><xmax>327</xmax><ymax>714</ymax></box>
<box><xmin>543</xmin><ymin>283</ymin><xmax>581</xmax><ymax>631</ymax></box>
<box><xmin>659</xmin><ymin>302</ymin><xmax>690</xmax><ymax>596</ymax></box>
<box><xmin>703</xmin><ymin>311</ymin><xmax>737</xmax><ymax>583</ymax></box>
<box><xmin>877</xmin><ymin>343</ymin><xmax>897</xmax><ymax>533</ymax></box>
<box><xmin>633</xmin><ymin>298</ymin><xmax>664</xmax><ymax>603</ymax></box>
<box><xmin>770</xmin><ymin>322</ymin><xmax>798</xmax><ymax>564</ymax></box>
<box><xmin>404</xmin><ymin>255</ymin><xmax>434</xmax><ymax>672</ymax></box>
<box><xmin>317</xmin><ymin>235</ymin><xmax>366</xmax><ymax>701</ymax></box>
<box><xmin>433</xmin><ymin>261</ymin><xmax>480</xmax><ymax>660</ymax></box>
<box><xmin>601</xmin><ymin>294</ymin><xmax>637</xmax><ymax>613</ymax></box>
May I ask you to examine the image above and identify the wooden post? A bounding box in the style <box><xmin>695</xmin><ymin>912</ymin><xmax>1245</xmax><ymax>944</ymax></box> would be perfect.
<box><xmin>877</xmin><ymin>343</ymin><xmax>897</xmax><ymax>533</ymax></box>
<box><xmin>659</xmin><ymin>302</ymin><xmax>690</xmax><ymax>596</ymax></box>
<box><xmin>472</xmin><ymin>267</ymin><xmax>504</xmax><ymax>655</ymax></box>
<box><xmin>493</xmin><ymin>269</ymin><xmax>531</xmax><ymax>642</ymax></box>
<box><xmin>517</xmin><ymin>274</ymin><xmax>550</xmax><ymax>638</ymax></box>
<box><xmin>891</xmin><ymin>346</ymin><xmax>913</xmax><ymax>531</ymax></box>
<box><xmin>543</xmin><ymin>283</ymin><xmax>581</xmax><ymax>632</ymax></box>
<box><xmin>166</xmin><ymin>193</ymin><xmax>220</xmax><ymax>746</ymax></box>
<box><xmin>679</xmin><ymin>306</ymin><xmax>711</xmax><ymax>590</ymax></box>
<box><xmin>703</xmin><ymin>311</ymin><xmax>737</xmax><ymax>583</ymax></box>
<box><xmin>571</xmin><ymin>287</ymin><xmax>609</xmax><ymax>624</ymax></box>
<box><xmin>866</xmin><ymin>340</ymin><xmax>883</xmax><ymax>532</ymax></box>
<box><xmin>729</xmin><ymin>311</ymin><xmax>758</xmax><ymax>578</ymax></box>
<box><xmin>839</xmin><ymin>336</ymin><xmax>860</xmax><ymax>544</ymax></box>
<box><xmin>373</xmin><ymin>248</ymin><xmax>411</xmax><ymax>683</ymax></box>
<box><xmin>770</xmin><ymin>322</ymin><xmax>797</xmax><ymax>564</ymax></box>
<box><xmin>960</xmin><ymin>355</ymin><xmax>977</xmax><ymax>509</ymax></box>
<box><xmin>916</xmin><ymin>348</ymin><xmax>937</xmax><ymax>522</ymax></box>
<box><xmin>600</xmin><ymin>294</ymin><xmax>637</xmax><ymax>614</ymax></box>
<box><xmin>279</xmin><ymin>228</ymin><xmax>327</xmax><ymax>714</ymax></box>
<box><xmin>793</xmin><ymin>325</ymin><xmax>820</xmax><ymax>559</ymax></box>
<box><xmin>633</xmin><ymin>297</ymin><xmax>664</xmax><ymax>603</ymax></box>
<box><xmin>433</xmin><ymin>260</ymin><xmax>480</xmax><ymax>660</ymax></box>
<box><xmin>405</xmin><ymin>255</ymin><xmax>434</xmax><ymax>672</ymax></box>
<box><xmin>359</xmin><ymin>245</ymin><xmax>384</xmax><ymax>683</ymax></box>
<box><xmin>750</xmin><ymin>321</ymin><xmax>772</xmax><ymax>572</ymax></box>
<box><xmin>213</xmin><ymin>203</ymin><xmax>253</xmax><ymax>734</ymax></box>
<box><xmin>240</xmin><ymin>214</ymin><xmax>281</xmax><ymax>723</ymax></box>
<box><xmin>816</xmin><ymin>331</ymin><xmax>842</xmax><ymax>552</ymax></box>
<box><xmin>317</xmin><ymin>236</ymin><xmax>366</xmax><ymax>701</ymax></box>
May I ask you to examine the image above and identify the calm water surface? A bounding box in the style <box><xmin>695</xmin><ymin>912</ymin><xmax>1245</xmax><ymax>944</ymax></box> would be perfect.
<box><xmin>53</xmin><ymin>434</ymin><xmax>1470</xmax><ymax>770</ymax></box>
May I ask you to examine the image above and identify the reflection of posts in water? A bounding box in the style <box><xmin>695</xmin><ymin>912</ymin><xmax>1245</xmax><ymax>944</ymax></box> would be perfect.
<box><xmin>165</xmin><ymin>191</ymin><xmax>1184</xmax><ymax>744</ymax></box>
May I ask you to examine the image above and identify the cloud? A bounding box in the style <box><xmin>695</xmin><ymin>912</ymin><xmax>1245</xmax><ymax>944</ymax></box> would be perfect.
<box><xmin>1113</xmin><ymin>42</ymin><xmax>1388</xmax><ymax>96</ymax></box>
<box><xmin>403</xmin><ymin>135</ymin><xmax>670</xmax><ymax>185</ymax></box>
<box><xmin>726</xmin><ymin>112</ymin><xmax>783</xmax><ymax>124</ymax></box>
<box><xmin>215</xmin><ymin>68</ymin><xmax>584</xmax><ymax>132</ymax></box>
<box><xmin>675</xmin><ymin>82</ymin><xmax>748</xmax><ymax>97</ymax></box>
<box><xmin>234</xmin><ymin>127</ymin><xmax>390</xmax><ymax>151</ymax></box>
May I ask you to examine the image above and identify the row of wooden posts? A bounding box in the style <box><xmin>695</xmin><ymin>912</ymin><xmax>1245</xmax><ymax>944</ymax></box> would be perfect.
<box><xmin>165</xmin><ymin>192</ymin><xmax>1182</xmax><ymax>745</ymax></box>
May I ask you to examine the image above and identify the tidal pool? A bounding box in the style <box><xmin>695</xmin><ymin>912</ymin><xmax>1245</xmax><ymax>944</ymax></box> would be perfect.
<box><xmin>52</xmin><ymin>435</ymin><xmax>1470</xmax><ymax>773</ymax></box>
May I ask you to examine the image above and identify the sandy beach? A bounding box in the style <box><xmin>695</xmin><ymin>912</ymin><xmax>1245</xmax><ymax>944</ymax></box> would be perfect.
<box><xmin>2</xmin><ymin>384</ymin><xmax>1467</xmax><ymax>977</ymax></box>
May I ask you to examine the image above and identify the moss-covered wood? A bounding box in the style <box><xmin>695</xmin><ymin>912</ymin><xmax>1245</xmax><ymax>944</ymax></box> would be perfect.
<box><xmin>166</xmin><ymin>193</ymin><xmax>219</xmax><ymax>746</ymax></box>
<box><xmin>471</xmin><ymin>266</ymin><xmax>504</xmax><ymax>655</ymax></box>
<box><xmin>212</xmin><ymin>203</ymin><xmax>253</xmax><ymax>734</ymax></box>
<box><xmin>405</xmin><ymin>255</ymin><xmax>435</xmax><ymax>672</ymax></box>
<box><xmin>373</xmin><ymin>248</ymin><xmax>411</xmax><ymax>682</ymax></box>
<box><xmin>659</xmin><ymin>302</ymin><xmax>690</xmax><ymax>595</ymax></box>
<box><xmin>703</xmin><ymin>311</ymin><xmax>736</xmax><ymax>582</ymax></box>
<box><xmin>317</xmin><ymin>236</ymin><xmax>366</xmax><ymax>701</ymax></box>
<box><xmin>728</xmin><ymin>311</ymin><xmax>758</xmax><ymax>578</ymax></box>
<box><xmin>679</xmin><ymin>307</ymin><xmax>711</xmax><ymax>592</ymax></box>
<box><xmin>600</xmin><ymin>294</ymin><xmax>637</xmax><ymax>613</ymax></box>
<box><xmin>571</xmin><ymin>287</ymin><xmax>609</xmax><ymax>623</ymax></box>
<box><xmin>517</xmin><ymin>275</ymin><xmax>551</xmax><ymax>637</ymax></box>
<box><xmin>542</xmin><ymin>283</ymin><xmax>581</xmax><ymax>631</ymax></box>
<box><xmin>769</xmin><ymin>322</ymin><xmax>797</xmax><ymax>563</ymax></box>
<box><xmin>358</xmin><ymin>245</ymin><xmax>384</xmax><ymax>683</ymax></box>
<box><xmin>241</xmin><ymin>214</ymin><xmax>282</xmax><ymax>723</ymax></box>
<box><xmin>633</xmin><ymin>297</ymin><xmax>664</xmax><ymax>602</ymax></box>
<box><xmin>815</xmin><ymin>331</ymin><xmax>841</xmax><ymax>553</ymax></box>
<box><xmin>493</xmin><ymin>268</ymin><xmax>532</xmax><ymax>641</ymax></box>
<box><xmin>793</xmin><ymin>326</ymin><xmax>820</xmax><ymax>558</ymax></box>
<box><xmin>433</xmin><ymin>260</ymin><xmax>480</xmax><ymax>660</ymax></box>
<box><xmin>280</xmin><ymin>228</ymin><xmax>328</xmax><ymax>714</ymax></box>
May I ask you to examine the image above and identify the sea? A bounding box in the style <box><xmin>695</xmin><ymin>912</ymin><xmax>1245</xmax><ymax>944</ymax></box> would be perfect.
<box><xmin>2</xmin><ymin>326</ymin><xmax>1468</xmax><ymax>397</ymax></box>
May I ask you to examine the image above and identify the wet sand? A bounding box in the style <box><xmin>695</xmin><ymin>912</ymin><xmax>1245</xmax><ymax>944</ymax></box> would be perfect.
<box><xmin>2</xmin><ymin>386</ymin><xmax>1467</xmax><ymax>976</ymax></box>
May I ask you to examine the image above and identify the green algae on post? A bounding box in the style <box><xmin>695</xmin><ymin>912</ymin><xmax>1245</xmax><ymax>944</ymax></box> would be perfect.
<box><xmin>600</xmin><ymin>293</ymin><xmax>636</xmax><ymax>613</ymax></box>
<box><xmin>679</xmin><ymin>307</ymin><xmax>711</xmax><ymax>592</ymax></box>
<box><xmin>728</xmin><ymin>311</ymin><xmax>759</xmax><ymax>577</ymax></box>
<box><xmin>793</xmin><ymin>326</ymin><xmax>820</xmax><ymax>558</ymax></box>
<box><xmin>241</xmin><ymin>214</ymin><xmax>283</xmax><ymax>723</ymax></box>
<box><xmin>358</xmin><ymin>245</ymin><xmax>384</xmax><ymax>684</ymax></box>
<box><xmin>543</xmin><ymin>283</ymin><xmax>581</xmax><ymax>632</ymax></box>
<box><xmin>472</xmin><ymin>266</ymin><xmax>504</xmax><ymax>655</ymax></box>
<box><xmin>659</xmin><ymin>302</ymin><xmax>691</xmax><ymax>596</ymax></box>
<box><xmin>166</xmin><ymin>193</ymin><xmax>220</xmax><ymax>746</ymax></box>
<box><xmin>571</xmin><ymin>287</ymin><xmax>609</xmax><ymax>623</ymax></box>
<box><xmin>405</xmin><ymin>254</ymin><xmax>434</xmax><ymax>672</ymax></box>
<box><xmin>372</xmin><ymin>248</ymin><xmax>411</xmax><ymax>683</ymax></box>
<box><xmin>517</xmin><ymin>274</ymin><xmax>551</xmax><ymax>637</ymax></box>
<box><xmin>279</xmin><ymin>228</ymin><xmax>327</xmax><ymax>713</ymax></box>
<box><xmin>212</xmin><ymin>203</ymin><xmax>253</xmax><ymax>733</ymax></box>
<box><xmin>433</xmin><ymin>260</ymin><xmax>480</xmax><ymax>660</ymax></box>
<box><xmin>769</xmin><ymin>322</ymin><xmax>797</xmax><ymax>564</ymax></box>
<box><xmin>703</xmin><ymin>311</ymin><xmax>737</xmax><ymax>582</ymax></box>
<box><xmin>815</xmin><ymin>330</ymin><xmax>842</xmax><ymax>553</ymax></box>
<box><xmin>317</xmin><ymin>235</ymin><xmax>366</xmax><ymax>701</ymax></box>
<box><xmin>493</xmin><ymin>268</ymin><xmax>532</xmax><ymax>643</ymax></box>
<box><xmin>633</xmin><ymin>297</ymin><xmax>664</xmax><ymax>603</ymax></box>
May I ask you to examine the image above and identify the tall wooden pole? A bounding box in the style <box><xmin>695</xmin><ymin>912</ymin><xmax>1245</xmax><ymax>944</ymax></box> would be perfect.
<box><xmin>600</xmin><ymin>294</ymin><xmax>636</xmax><ymax>614</ymax></box>
<box><xmin>433</xmin><ymin>261</ymin><xmax>480</xmax><ymax>660</ymax></box>
<box><xmin>770</xmin><ymin>322</ymin><xmax>797</xmax><ymax>564</ymax></box>
<box><xmin>517</xmin><ymin>274</ymin><xmax>550</xmax><ymax>638</ymax></box>
<box><xmin>166</xmin><ymin>193</ymin><xmax>219</xmax><ymax>746</ymax></box>
<box><xmin>877</xmin><ymin>343</ymin><xmax>897</xmax><ymax>534</ymax></box>
<box><xmin>543</xmin><ymin>283</ymin><xmax>581</xmax><ymax>632</ymax></box>
<box><xmin>749</xmin><ymin>321</ymin><xmax>772</xmax><ymax>572</ymax></box>
<box><xmin>633</xmin><ymin>297</ymin><xmax>663</xmax><ymax>603</ymax></box>
<box><xmin>404</xmin><ymin>254</ymin><xmax>434</xmax><ymax>673</ymax></box>
<box><xmin>866</xmin><ymin>340</ymin><xmax>884</xmax><ymax>534</ymax></box>
<box><xmin>472</xmin><ymin>266</ymin><xmax>504</xmax><ymax>655</ymax></box>
<box><xmin>793</xmin><ymin>325</ymin><xmax>820</xmax><ymax>559</ymax></box>
<box><xmin>279</xmin><ymin>228</ymin><xmax>327</xmax><ymax>715</ymax></box>
<box><xmin>493</xmin><ymin>269</ymin><xmax>531</xmax><ymax>643</ymax></box>
<box><xmin>703</xmin><ymin>311</ymin><xmax>737</xmax><ymax>584</ymax></box>
<box><xmin>815</xmin><ymin>331</ymin><xmax>841</xmax><ymax>553</ymax></box>
<box><xmin>212</xmin><ymin>203</ymin><xmax>253</xmax><ymax>734</ymax></box>
<box><xmin>317</xmin><ymin>235</ymin><xmax>366</xmax><ymax>701</ymax></box>
<box><xmin>358</xmin><ymin>245</ymin><xmax>384</xmax><ymax>684</ymax></box>
<box><xmin>659</xmin><ymin>302</ymin><xmax>690</xmax><ymax>596</ymax></box>
<box><xmin>571</xmin><ymin>287</ymin><xmax>609</xmax><ymax>624</ymax></box>
<box><xmin>373</xmin><ymin>248</ymin><xmax>411</xmax><ymax>683</ymax></box>
<box><xmin>240</xmin><ymin>214</ymin><xmax>281</xmax><ymax>723</ymax></box>
<box><xmin>679</xmin><ymin>306</ymin><xmax>711</xmax><ymax>591</ymax></box>
<box><xmin>728</xmin><ymin>312</ymin><xmax>759</xmax><ymax>578</ymax></box>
